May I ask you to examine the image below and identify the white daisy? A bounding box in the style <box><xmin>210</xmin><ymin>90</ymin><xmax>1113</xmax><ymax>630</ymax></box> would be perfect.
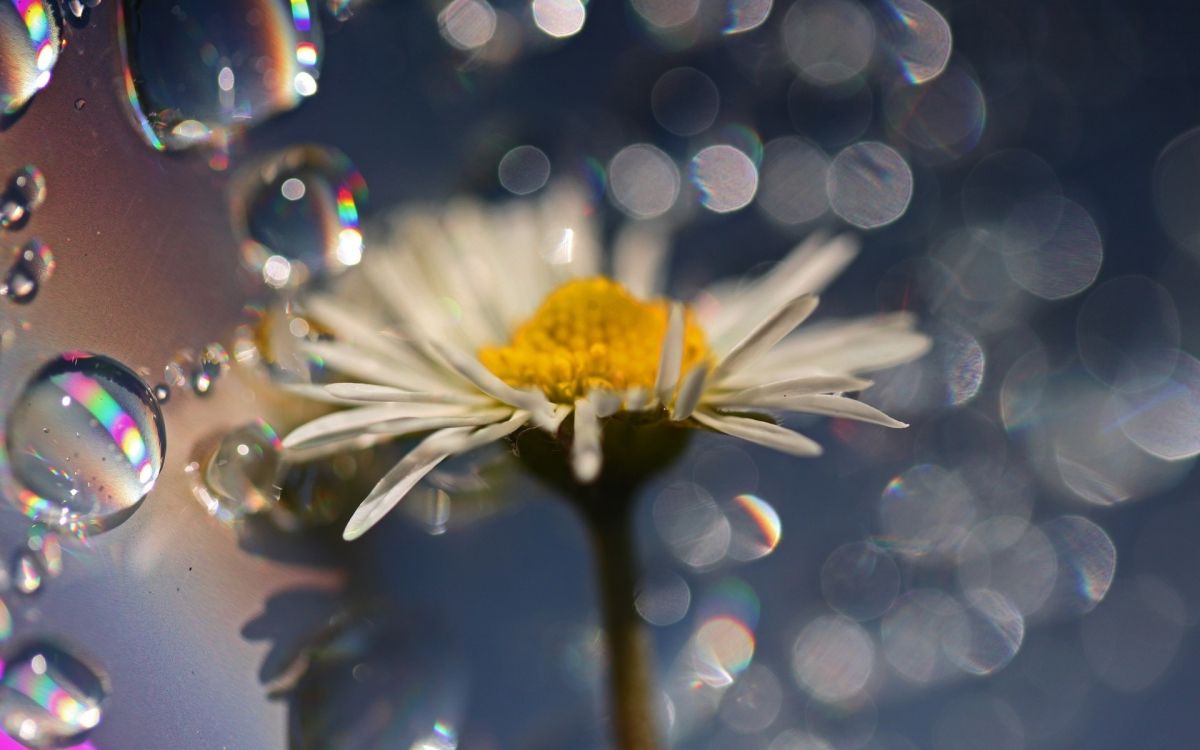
<box><xmin>280</xmin><ymin>186</ymin><xmax>931</xmax><ymax>540</ymax></box>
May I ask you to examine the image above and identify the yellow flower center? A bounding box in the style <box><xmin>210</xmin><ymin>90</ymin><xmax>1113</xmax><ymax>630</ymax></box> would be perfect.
<box><xmin>479</xmin><ymin>277</ymin><xmax>709</xmax><ymax>404</ymax></box>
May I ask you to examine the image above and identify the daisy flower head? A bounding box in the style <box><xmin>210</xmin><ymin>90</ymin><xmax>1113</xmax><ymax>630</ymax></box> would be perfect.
<box><xmin>280</xmin><ymin>186</ymin><xmax>931</xmax><ymax>540</ymax></box>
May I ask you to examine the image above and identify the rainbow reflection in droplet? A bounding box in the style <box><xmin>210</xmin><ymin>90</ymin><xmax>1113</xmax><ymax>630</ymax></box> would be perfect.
<box><xmin>0</xmin><ymin>1</ymin><xmax>60</xmax><ymax>116</ymax></box>
<box><xmin>234</xmin><ymin>145</ymin><xmax>368</xmax><ymax>288</ymax></box>
<box><xmin>118</xmin><ymin>0</ymin><xmax>322</xmax><ymax>151</ymax></box>
<box><xmin>3</xmin><ymin>352</ymin><xmax>166</xmax><ymax>538</ymax></box>
<box><xmin>725</xmin><ymin>494</ymin><xmax>782</xmax><ymax>561</ymax></box>
<box><xmin>0</xmin><ymin>642</ymin><xmax>108</xmax><ymax>749</ymax></box>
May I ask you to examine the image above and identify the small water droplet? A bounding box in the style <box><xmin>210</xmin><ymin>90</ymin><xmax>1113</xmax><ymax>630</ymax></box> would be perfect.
<box><xmin>73</xmin><ymin>97</ymin><xmax>85</xmax><ymax>110</ymax></box>
<box><xmin>233</xmin><ymin>145</ymin><xmax>367</xmax><ymax>288</ymax></box>
<box><xmin>66</xmin><ymin>0</ymin><xmax>102</xmax><ymax>19</ymax></box>
<box><xmin>1</xmin><ymin>240</ymin><xmax>54</xmax><ymax>304</ymax></box>
<box><xmin>10</xmin><ymin>551</ymin><xmax>42</xmax><ymax>595</ymax></box>
<box><xmin>0</xmin><ymin>641</ymin><xmax>109</xmax><ymax>748</ymax></box>
<box><xmin>26</xmin><ymin>526</ymin><xmax>61</xmax><ymax>578</ymax></box>
<box><xmin>3</xmin><ymin>352</ymin><xmax>166</xmax><ymax>538</ymax></box>
<box><xmin>152</xmin><ymin>383</ymin><xmax>170</xmax><ymax>403</ymax></box>
<box><xmin>119</xmin><ymin>0</ymin><xmax>323</xmax><ymax>150</ymax></box>
<box><xmin>0</xmin><ymin>3</ymin><xmax>61</xmax><ymax>116</ymax></box>
<box><xmin>191</xmin><ymin>368</ymin><xmax>213</xmax><ymax>396</ymax></box>
<box><xmin>0</xmin><ymin>167</ymin><xmax>47</xmax><ymax>230</ymax></box>
<box><xmin>201</xmin><ymin>419</ymin><xmax>283</xmax><ymax>521</ymax></box>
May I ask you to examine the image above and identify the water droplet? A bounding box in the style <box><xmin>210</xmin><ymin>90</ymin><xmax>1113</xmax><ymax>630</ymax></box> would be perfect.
<box><xmin>26</xmin><ymin>526</ymin><xmax>61</xmax><ymax>578</ymax></box>
<box><xmin>0</xmin><ymin>2</ymin><xmax>61</xmax><ymax>116</ymax></box>
<box><xmin>609</xmin><ymin>144</ymin><xmax>680</xmax><ymax>220</ymax></box>
<box><xmin>0</xmin><ymin>641</ymin><xmax>108</xmax><ymax>749</ymax></box>
<box><xmin>876</xmin><ymin>0</ymin><xmax>952</xmax><ymax>84</ymax></box>
<box><xmin>118</xmin><ymin>0</ymin><xmax>323</xmax><ymax>151</ymax></box>
<box><xmin>152</xmin><ymin>383</ymin><xmax>170</xmax><ymax>403</ymax></box>
<box><xmin>1</xmin><ymin>240</ymin><xmax>54</xmax><ymax>304</ymax></box>
<box><xmin>497</xmin><ymin>145</ymin><xmax>550</xmax><ymax>196</ymax></box>
<box><xmin>191</xmin><ymin>367</ymin><xmax>213</xmax><ymax>396</ymax></box>
<box><xmin>202</xmin><ymin>419</ymin><xmax>283</xmax><ymax>521</ymax></box>
<box><xmin>233</xmin><ymin>145</ymin><xmax>367</xmax><ymax>288</ymax></box>
<box><xmin>782</xmin><ymin>0</ymin><xmax>875</xmax><ymax>86</ymax></box>
<box><xmin>828</xmin><ymin>141</ymin><xmax>914</xmax><ymax>229</ymax></box>
<box><xmin>3</xmin><ymin>352</ymin><xmax>166</xmax><ymax>537</ymax></box>
<box><xmin>820</xmin><ymin>541</ymin><xmax>901</xmax><ymax>621</ymax></box>
<box><xmin>66</xmin><ymin>0</ymin><xmax>102</xmax><ymax>19</ymax></box>
<box><xmin>690</xmin><ymin>144</ymin><xmax>759</xmax><ymax>214</ymax></box>
<box><xmin>724</xmin><ymin>494</ymin><xmax>781</xmax><ymax>561</ymax></box>
<box><xmin>72</xmin><ymin>97</ymin><xmax>85</xmax><ymax>110</ymax></box>
<box><xmin>0</xmin><ymin>166</ymin><xmax>47</xmax><ymax>230</ymax></box>
<box><xmin>651</xmin><ymin>67</ymin><xmax>719</xmax><ymax>137</ymax></box>
<box><xmin>10</xmin><ymin>551</ymin><xmax>42</xmax><ymax>595</ymax></box>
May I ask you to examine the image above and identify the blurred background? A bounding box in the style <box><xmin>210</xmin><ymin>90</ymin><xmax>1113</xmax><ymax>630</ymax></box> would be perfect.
<box><xmin>1</xmin><ymin>0</ymin><xmax>1199</xmax><ymax>748</ymax></box>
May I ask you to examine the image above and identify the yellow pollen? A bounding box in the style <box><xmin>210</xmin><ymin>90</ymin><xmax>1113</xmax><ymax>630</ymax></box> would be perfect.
<box><xmin>479</xmin><ymin>277</ymin><xmax>710</xmax><ymax>404</ymax></box>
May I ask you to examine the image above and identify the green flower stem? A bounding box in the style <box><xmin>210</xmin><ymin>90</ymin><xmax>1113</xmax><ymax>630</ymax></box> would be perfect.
<box><xmin>586</xmin><ymin>493</ymin><xmax>661</xmax><ymax>750</ymax></box>
<box><xmin>516</xmin><ymin>416</ymin><xmax>691</xmax><ymax>750</ymax></box>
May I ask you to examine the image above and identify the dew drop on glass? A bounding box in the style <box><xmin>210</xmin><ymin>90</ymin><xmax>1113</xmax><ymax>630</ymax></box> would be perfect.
<box><xmin>3</xmin><ymin>352</ymin><xmax>166</xmax><ymax>537</ymax></box>
<box><xmin>118</xmin><ymin>0</ymin><xmax>323</xmax><ymax>150</ymax></box>
<box><xmin>203</xmin><ymin>419</ymin><xmax>283</xmax><ymax>521</ymax></box>
<box><xmin>233</xmin><ymin>145</ymin><xmax>367</xmax><ymax>288</ymax></box>
<box><xmin>1</xmin><ymin>240</ymin><xmax>54</xmax><ymax>304</ymax></box>
<box><xmin>0</xmin><ymin>641</ymin><xmax>108</xmax><ymax>749</ymax></box>
<box><xmin>0</xmin><ymin>166</ymin><xmax>47</xmax><ymax>229</ymax></box>
<box><xmin>0</xmin><ymin>2</ymin><xmax>60</xmax><ymax>116</ymax></box>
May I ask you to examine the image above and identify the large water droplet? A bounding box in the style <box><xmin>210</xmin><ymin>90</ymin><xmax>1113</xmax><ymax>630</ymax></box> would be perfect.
<box><xmin>0</xmin><ymin>166</ymin><xmax>47</xmax><ymax>229</ymax></box>
<box><xmin>118</xmin><ymin>0</ymin><xmax>323</xmax><ymax>150</ymax></box>
<box><xmin>0</xmin><ymin>2</ymin><xmax>60</xmax><ymax>116</ymax></box>
<box><xmin>233</xmin><ymin>145</ymin><xmax>367</xmax><ymax>288</ymax></box>
<box><xmin>0</xmin><ymin>641</ymin><xmax>108</xmax><ymax>749</ymax></box>
<box><xmin>3</xmin><ymin>352</ymin><xmax>166</xmax><ymax>537</ymax></box>
<box><xmin>1</xmin><ymin>240</ymin><xmax>54</xmax><ymax>304</ymax></box>
<box><xmin>203</xmin><ymin>419</ymin><xmax>283</xmax><ymax>521</ymax></box>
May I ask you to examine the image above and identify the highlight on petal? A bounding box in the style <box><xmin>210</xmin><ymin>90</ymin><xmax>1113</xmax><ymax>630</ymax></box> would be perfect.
<box><xmin>430</xmin><ymin>340</ymin><xmax>558</xmax><ymax>428</ymax></box>
<box><xmin>670</xmin><ymin>362</ymin><xmax>709</xmax><ymax>421</ymax></box>
<box><xmin>572</xmin><ymin>398</ymin><xmax>602</xmax><ymax>482</ymax></box>
<box><xmin>692</xmin><ymin>409</ymin><xmax>823</xmax><ymax>457</ymax></box>
<box><xmin>709</xmin><ymin>374</ymin><xmax>874</xmax><ymax>405</ymax></box>
<box><xmin>759</xmin><ymin>394</ymin><xmax>907</xmax><ymax>428</ymax></box>
<box><xmin>655</xmin><ymin>302</ymin><xmax>685</xmax><ymax>404</ymax></box>
<box><xmin>712</xmin><ymin>293</ymin><xmax>820</xmax><ymax>381</ymax></box>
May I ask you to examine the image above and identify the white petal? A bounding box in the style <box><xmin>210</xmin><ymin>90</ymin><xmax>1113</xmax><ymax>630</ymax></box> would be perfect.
<box><xmin>613</xmin><ymin>225</ymin><xmax>670</xmax><ymax>299</ymax></box>
<box><xmin>712</xmin><ymin>294</ymin><xmax>819</xmax><ymax>381</ymax></box>
<box><xmin>709</xmin><ymin>374</ymin><xmax>873</xmax><ymax>404</ymax></box>
<box><xmin>625</xmin><ymin>388</ymin><xmax>651</xmax><ymax>411</ymax></box>
<box><xmin>343</xmin><ymin>428</ymin><xmax>468</xmax><ymax>540</ymax></box>
<box><xmin>754</xmin><ymin>312</ymin><xmax>930</xmax><ymax>377</ymax></box>
<box><xmin>283</xmin><ymin>403</ymin><xmax>498</xmax><ymax>451</ymax></box>
<box><xmin>302</xmin><ymin>295</ymin><xmax>402</xmax><ymax>361</ymax></box>
<box><xmin>284</xmin><ymin>431</ymin><xmax>395</xmax><ymax>464</ymax></box>
<box><xmin>670</xmin><ymin>363</ymin><xmax>709</xmax><ymax>421</ymax></box>
<box><xmin>590</xmin><ymin>390</ymin><xmax>624</xmax><ymax>418</ymax></box>
<box><xmin>324</xmin><ymin>382</ymin><xmax>490</xmax><ymax>405</ymax></box>
<box><xmin>342</xmin><ymin>412</ymin><xmax>529</xmax><ymax>541</ymax></box>
<box><xmin>655</xmin><ymin>302</ymin><xmax>685</xmax><ymax>404</ymax></box>
<box><xmin>692</xmin><ymin>409</ymin><xmax>823</xmax><ymax>457</ymax></box>
<box><xmin>706</xmin><ymin>233</ymin><xmax>857</xmax><ymax>345</ymax></box>
<box><xmin>362</xmin><ymin>411</ymin><xmax>513</xmax><ymax>436</ymax></box>
<box><xmin>759</xmin><ymin>394</ymin><xmax>907</xmax><ymax>428</ymax></box>
<box><xmin>302</xmin><ymin>341</ymin><xmax>455</xmax><ymax>392</ymax></box>
<box><xmin>430</xmin><ymin>341</ymin><xmax>558</xmax><ymax>428</ymax></box>
<box><xmin>279</xmin><ymin>383</ymin><xmax>363</xmax><ymax>405</ymax></box>
<box><xmin>572</xmin><ymin>398</ymin><xmax>602</xmax><ymax>482</ymax></box>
